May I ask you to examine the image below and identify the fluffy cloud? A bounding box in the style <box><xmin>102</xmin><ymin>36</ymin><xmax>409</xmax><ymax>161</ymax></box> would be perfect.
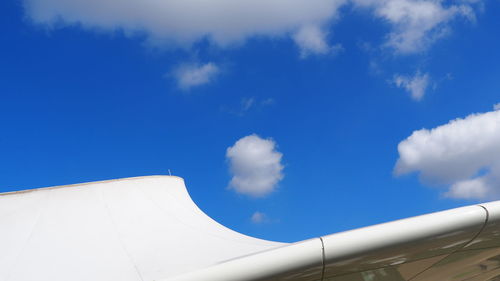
<box><xmin>226</xmin><ymin>134</ymin><xmax>284</xmax><ymax>197</ymax></box>
<box><xmin>353</xmin><ymin>0</ymin><xmax>478</xmax><ymax>54</ymax></box>
<box><xmin>23</xmin><ymin>0</ymin><xmax>345</xmax><ymax>50</ymax></box>
<box><xmin>395</xmin><ymin>109</ymin><xmax>500</xmax><ymax>199</ymax></box>
<box><xmin>250</xmin><ymin>211</ymin><xmax>268</xmax><ymax>224</ymax></box>
<box><xmin>22</xmin><ymin>0</ymin><xmax>481</xmax><ymax>57</ymax></box>
<box><xmin>393</xmin><ymin>71</ymin><xmax>430</xmax><ymax>101</ymax></box>
<box><xmin>171</xmin><ymin>62</ymin><xmax>219</xmax><ymax>90</ymax></box>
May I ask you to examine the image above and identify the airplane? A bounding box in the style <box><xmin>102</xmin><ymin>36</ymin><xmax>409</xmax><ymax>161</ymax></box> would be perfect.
<box><xmin>1</xmin><ymin>175</ymin><xmax>499</xmax><ymax>281</ymax></box>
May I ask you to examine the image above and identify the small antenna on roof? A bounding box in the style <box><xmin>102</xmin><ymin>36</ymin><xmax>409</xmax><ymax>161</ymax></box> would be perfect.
<box><xmin>168</xmin><ymin>169</ymin><xmax>172</xmax><ymax>176</ymax></box>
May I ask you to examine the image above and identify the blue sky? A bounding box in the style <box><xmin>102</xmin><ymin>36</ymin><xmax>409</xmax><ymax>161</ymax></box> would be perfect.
<box><xmin>1</xmin><ymin>0</ymin><xmax>500</xmax><ymax>242</ymax></box>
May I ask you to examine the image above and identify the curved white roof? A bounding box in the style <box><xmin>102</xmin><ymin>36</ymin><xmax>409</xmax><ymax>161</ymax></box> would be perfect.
<box><xmin>0</xmin><ymin>176</ymin><xmax>284</xmax><ymax>281</ymax></box>
<box><xmin>2</xmin><ymin>175</ymin><xmax>500</xmax><ymax>281</ymax></box>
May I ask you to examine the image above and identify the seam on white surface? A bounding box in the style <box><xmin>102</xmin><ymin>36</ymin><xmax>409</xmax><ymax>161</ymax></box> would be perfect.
<box><xmin>319</xmin><ymin>206</ymin><xmax>491</xmax><ymax>281</ymax></box>
<box><xmin>407</xmin><ymin>205</ymin><xmax>490</xmax><ymax>281</ymax></box>
<box><xmin>5</xmin><ymin>190</ymin><xmax>51</xmax><ymax>281</ymax></box>
<box><xmin>319</xmin><ymin>237</ymin><xmax>326</xmax><ymax>281</ymax></box>
<box><xmin>98</xmin><ymin>187</ymin><xmax>145</xmax><ymax>281</ymax></box>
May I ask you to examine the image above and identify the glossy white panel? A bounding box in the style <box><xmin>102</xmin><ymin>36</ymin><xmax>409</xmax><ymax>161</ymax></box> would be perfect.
<box><xmin>396</xmin><ymin>254</ymin><xmax>447</xmax><ymax>280</ymax></box>
<box><xmin>411</xmin><ymin>248</ymin><xmax>500</xmax><ymax>281</ymax></box>
<box><xmin>321</xmin><ymin>205</ymin><xmax>487</xmax><ymax>278</ymax></box>
<box><xmin>324</xmin><ymin>266</ymin><xmax>406</xmax><ymax>281</ymax></box>
<box><xmin>465</xmin><ymin>202</ymin><xmax>500</xmax><ymax>250</ymax></box>
<box><xmin>161</xmin><ymin>238</ymin><xmax>324</xmax><ymax>281</ymax></box>
<box><xmin>323</xmin><ymin>248</ymin><xmax>500</xmax><ymax>281</ymax></box>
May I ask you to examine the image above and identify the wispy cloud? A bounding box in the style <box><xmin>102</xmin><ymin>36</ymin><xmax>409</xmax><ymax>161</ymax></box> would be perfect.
<box><xmin>171</xmin><ymin>62</ymin><xmax>219</xmax><ymax>90</ymax></box>
<box><xmin>494</xmin><ymin>103</ymin><xmax>500</xmax><ymax>111</ymax></box>
<box><xmin>292</xmin><ymin>24</ymin><xmax>342</xmax><ymax>58</ymax></box>
<box><xmin>220</xmin><ymin>97</ymin><xmax>274</xmax><ymax>116</ymax></box>
<box><xmin>241</xmin><ymin>97</ymin><xmax>256</xmax><ymax>112</ymax></box>
<box><xmin>393</xmin><ymin>71</ymin><xmax>430</xmax><ymax>101</ymax></box>
<box><xmin>224</xmin><ymin>97</ymin><xmax>275</xmax><ymax>116</ymax></box>
<box><xmin>353</xmin><ymin>0</ymin><xmax>479</xmax><ymax>54</ymax></box>
<box><xmin>250</xmin><ymin>211</ymin><xmax>268</xmax><ymax>224</ymax></box>
<box><xmin>226</xmin><ymin>134</ymin><xmax>284</xmax><ymax>197</ymax></box>
<box><xmin>395</xmin><ymin>110</ymin><xmax>500</xmax><ymax>200</ymax></box>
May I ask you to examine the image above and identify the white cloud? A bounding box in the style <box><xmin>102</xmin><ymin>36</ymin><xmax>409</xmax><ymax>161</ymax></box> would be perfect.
<box><xmin>395</xmin><ymin>110</ymin><xmax>500</xmax><ymax>199</ymax></box>
<box><xmin>446</xmin><ymin>177</ymin><xmax>489</xmax><ymax>199</ymax></box>
<box><xmin>22</xmin><ymin>0</ymin><xmax>482</xmax><ymax>57</ymax></box>
<box><xmin>393</xmin><ymin>71</ymin><xmax>430</xmax><ymax>101</ymax></box>
<box><xmin>241</xmin><ymin>97</ymin><xmax>256</xmax><ymax>112</ymax></box>
<box><xmin>220</xmin><ymin>97</ymin><xmax>275</xmax><ymax>116</ymax></box>
<box><xmin>292</xmin><ymin>24</ymin><xmax>342</xmax><ymax>58</ymax></box>
<box><xmin>171</xmin><ymin>62</ymin><xmax>219</xmax><ymax>90</ymax></box>
<box><xmin>251</xmin><ymin>211</ymin><xmax>267</xmax><ymax>224</ymax></box>
<box><xmin>23</xmin><ymin>0</ymin><xmax>346</xmax><ymax>50</ymax></box>
<box><xmin>226</xmin><ymin>134</ymin><xmax>284</xmax><ymax>197</ymax></box>
<box><xmin>353</xmin><ymin>0</ymin><xmax>478</xmax><ymax>54</ymax></box>
<box><xmin>494</xmin><ymin>103</ymin><xmax>500</xmax><ymax>111</ymax></box>
<box><xmin>240</xmin><ymin>97</ymin><xmax>274</xmax><ymax>114</ymax></box>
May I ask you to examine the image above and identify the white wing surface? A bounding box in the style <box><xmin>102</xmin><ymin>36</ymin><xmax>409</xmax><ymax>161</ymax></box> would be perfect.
<box><xmin>1</xmin><ymin>175</ymin><xmax>500</xmax><ymax>281</ymax></box>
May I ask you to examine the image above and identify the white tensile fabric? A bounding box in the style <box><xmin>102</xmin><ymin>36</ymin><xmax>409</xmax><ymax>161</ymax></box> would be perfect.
<box><xmin>0</xmin><ymin>176</ymin><xmax>285</xmax><ymax>281</ymax></box>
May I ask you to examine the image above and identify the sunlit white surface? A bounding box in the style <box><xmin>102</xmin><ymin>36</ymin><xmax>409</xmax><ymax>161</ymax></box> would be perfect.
<box><xmin>0</xmin><ymin>176</ymin><xmax>284</xmax><ymax>281</ymax></box>
<box><xmin>2</xmin><ymin>176</ymin><xmax>500</xmax><ymax>281</ymax></box>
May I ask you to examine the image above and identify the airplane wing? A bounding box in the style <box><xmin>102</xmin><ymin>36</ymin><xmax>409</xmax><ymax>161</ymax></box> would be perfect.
<box><xmin>1</xmin><ymin>176</ymin><xmax>499</xmax><ymax>281</ymax></box>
